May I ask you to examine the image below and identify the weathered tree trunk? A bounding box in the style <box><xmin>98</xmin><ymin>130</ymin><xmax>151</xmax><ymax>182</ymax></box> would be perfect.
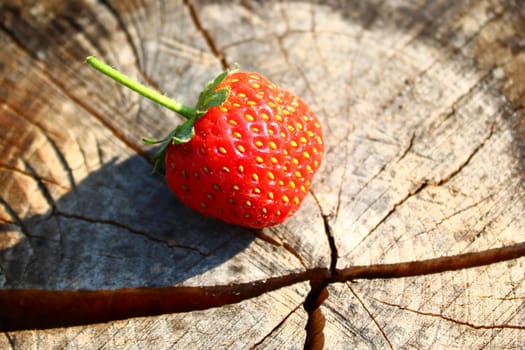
<box><xmin>0</xmin><ymin>0</ymin><xmax>524</xmax><ymax>349</ymax></box>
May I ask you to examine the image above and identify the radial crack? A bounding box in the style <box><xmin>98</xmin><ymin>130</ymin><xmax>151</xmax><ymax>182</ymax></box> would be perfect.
<box><xmin>302</xmin><ymin>192</ymin><xmax>338</xmax><ymax>350</ymax></box>
<box><xmin>0</xmin><ymin>101</ymin><xmax>76</xmax><ymax>190</ymax></box>
<box><xmin>251</xmin><ymin>302</ymin><xmax>303</xmax><ymax>349</ymax></box>
<box><xmin>0</xmin><ymin>196</ymin><xmax>32</xmax><ymax>240</ymax></box>
<box><xmin>396</xmin><ymin>131</ymin><xmax>416</xmax><ymax>163</ymax></box>
<box><xmin>347</xmin><ymin>283</ymin><xmax>393</xmax><ymax>350</ymax></box>
<box><xmin>333</xmin><ymin>242</ymin><xmax>525</xmax><ymax>281</ymax></box>
<box><xmin>373</xmin><ymin>298</ymin><xmax>525</xmax><ymax>330</ymax></box>
<box><xmin>0</xmin><ymin>269</ymin><xmax>327</xmax><ymax>331</ymax></box>
<box><xmin>303</xmin><ymin>280</ymin><xmax>329</xmax><ymax>350</ymax></box>
<box><xmin>22</xmin><ymin>160</ymin><xmax>57</xmax><ymax>212</ymax></box>
<box><xmin>366</xmin><ymin>181</ymin><xmax>428</xmax><ymax>238</ymax></box>
<box><xmin>432</xmin><ymin>122</ymin><xmax>495</xmax><ymax>187</ymax></box>
<box><xmin>0</xmin><ymin>161</ymin><xmax>68</xmax><ymax>191</ymax></box>
<box><xmin>0</xmin><ymin>23</ymin><xmax>148</xmax><ymax>161</ymax></box>
<box><xmin>415</xmin><ymin>194</ymin><xmax>494</xmax><ymax>237</ymax></box>
<box><xmin>2</xmin><ymin>333</ymin><xmax>15</xmax><ymax>350</ymax></box>
<box><xmin>253</xmin><ymin>228</ymin><xmax>306</xmax><ymax>268</ymax></box>
<box><xmin>54</xmin><ymin>211</ymin><xmax>208</xmax><ymax>256</ymax></box>
<box><xmin>182</xmin><ymin>0</ymin><xmax>229</xmax><ymax>69</ymax></box>
<box><xmin>310</xmin><ymin>190</ymin><xmax>338</xmax><ymax>273</ymax></box>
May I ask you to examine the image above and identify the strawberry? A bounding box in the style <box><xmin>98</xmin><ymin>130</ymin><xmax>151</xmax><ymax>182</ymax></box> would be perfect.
<box><xmin>87</xmin><ymin>57</ymin><xmax>323</xmax><ymax>228</ymax></box>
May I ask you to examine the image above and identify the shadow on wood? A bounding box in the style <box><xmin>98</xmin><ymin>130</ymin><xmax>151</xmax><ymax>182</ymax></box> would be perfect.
<box><xmin>0</xmin><ymin>154</ymin><xmax>254</xmax><ymax>291</ymax></box>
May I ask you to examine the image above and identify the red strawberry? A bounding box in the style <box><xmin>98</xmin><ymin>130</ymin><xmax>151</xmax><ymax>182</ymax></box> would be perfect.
<box><xmin>86</xmin><ymin>57</ymin><xmax>323</xmax><ymax>228</ymax></box>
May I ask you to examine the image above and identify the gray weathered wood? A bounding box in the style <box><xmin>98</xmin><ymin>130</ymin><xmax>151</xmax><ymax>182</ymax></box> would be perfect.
<box><xmin>1</xmin><ymin>0</ymin><xmax>524</xmax><ymax>348</ymax></box>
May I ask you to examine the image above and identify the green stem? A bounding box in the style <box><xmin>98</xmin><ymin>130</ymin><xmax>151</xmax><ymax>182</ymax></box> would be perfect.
<box><xmin>86</xmin><ymin>56</ymin><xmax>195</xmax><ymax>119</ymax></box>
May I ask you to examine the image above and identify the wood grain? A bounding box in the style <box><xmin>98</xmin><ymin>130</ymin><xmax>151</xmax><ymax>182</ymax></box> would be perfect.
<box><xmin>0</xmin><ymin>0</ymin><xmax>524</xmax><ymax>349</ymax></box>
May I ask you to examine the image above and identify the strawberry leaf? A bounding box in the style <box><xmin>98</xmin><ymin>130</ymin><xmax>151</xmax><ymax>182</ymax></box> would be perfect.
<box><xmin>147</xmin><ymin>69</ymin><xmax>232</xmax><ymax>172</ymax></box>
<box><xmin>195</xmin><ymin>88</ymin><xmax>230</xmax><ymax>117</ymax></box>
<box><xmin>172</xmin><ymin>117</ymin><xmax>197</xmax><ymax>144</ymax></box>
<box><xmin>86</xmin><ymin>56</ymin><xmax>233</xmax><ymax>173</ymax></box>
<box><xmin>195</xmin><ymin>70</ymin><xmax>230</xmax><ymax>117</ymax></box>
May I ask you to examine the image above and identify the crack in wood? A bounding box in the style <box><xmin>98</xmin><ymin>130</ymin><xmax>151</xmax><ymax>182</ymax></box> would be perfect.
<box><xmin>302</xmin><ymin>192</ymin><xmax>338</xmax><ymax>350</ymax></box>
<box><xmin>365</xmin><ymin>180</ymin><xmax>428</xmax><ymax>239</ymax></box>
<box><xmin>21</xmin><ymin>160</ymin><xmax>57</xmax><ymax>212</ymax></box>
<box><xmin>0</xmin><ymin>196</ymin><xmax>32</xmax><ymax>241</ymax></box>
<box><xmin>432</xmin><ymin>122</ymin><xmax>496</xmax><ymax>187</ymax></box>
<box><xmin>372</xmin><ymin>298</ymin><xmax>525</xmax><ymax>330</ymax></box>
<box><xmin>346</xmin><ymin>282</ymin><xmax>394</xmax><ymax>350</ymax></box>
<box><xmin>0</xmin><ymin>161</ymin><xmax>68</xmax><ymax>191</ymax></box>
<box><xmin>250</xmin><ymin>302</ymin><xmax>303</xmax><ymax>349</ymax></box>
<box><xmin>182</xmin><ymin>0</ymin><xmax>229</xmax><ymax>70</ymax></box>
<box><xmin>339</xmin><ymin>131</ymin><xmax>416</xmax><ymax>230</ymax></box>
<box><xmin>0</xmin><ymin>242</ymin><xmax>523</xmax><ymax>332</ymax></box>
<box><xmin>354</xmin><ymin>120</ymin><xmax>496</xmax><ymax>253</ymax></box>
<box><xmin>0</xmin><ymin>100</ymin><xmax>77</xmax><ymax>190</ymax></box>
<box><xmin>251</xmin><ymin>228</ymin><xmax>307</xmax><ymax>268</ymax></box>
<box><xmin>414</xmin><ymin>194</ymin><xmax>494</xmax><ymax>238</ymax></box>
<box><xmin>2</xmin><ymin>333</ymin><xmax>15</xmax><ymax>350</ymax></box>
<box><xmin>282</xmin><ymin>241</ymin><xmax>306</xmax><ymax>269</ymax></box>
<box><xmin>0</xmin><ymin>20</ymin><xmax>149</xmax><ymax>162</ymax></box>
<box><xmin>251</xmin><ymin>228</ymin><xmax>283</xmax><ymax>247</ymax></box>
<box><xmin>303</xmin><ymin>280</ymin><xmax>329</xmax><ymax>350</ymax></box>
<box><xmin>396</xmin><ymin>131</ymin><xmax>416</xmax><ymax>163</ymax></box>
<box><xmin>334</xmin><ymin>143</ymin><xmax>351</xmax><ymax>222</ymax></box>
<box><xmin>0</xmin><ymin>269</ymin><xmax>328</xmax><ymax>331</ymax></box>
<box><xmin>54</xmin><ymin>211</ymin><xmax>209</xmax><ymax>256</ymax></box>
<box><xmin>333</xmin><ymin>242</ymin><xmax>525</xmax><ymax>281</ymax></box>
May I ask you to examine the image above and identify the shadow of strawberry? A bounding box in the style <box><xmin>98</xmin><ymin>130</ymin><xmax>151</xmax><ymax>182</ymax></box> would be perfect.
<box><xmin>0</xmin><ymin>154</ymin><xmax>254</xmax><ymax>291</ymax></box>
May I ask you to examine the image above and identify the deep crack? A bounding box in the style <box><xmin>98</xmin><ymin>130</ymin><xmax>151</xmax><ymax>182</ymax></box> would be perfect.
<box><xmin>301</xmin><ymin>193</ymin><xmax>338</xmax><ymax>350</ymax></box>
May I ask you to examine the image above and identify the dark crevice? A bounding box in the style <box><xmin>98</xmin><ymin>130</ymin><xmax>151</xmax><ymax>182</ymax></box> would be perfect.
<box><xmin>323</xmin><ymin>215</ymin><xmax>338</xmax><ymax>273</ymax></box>
<box><xmin>334</xmin><ymin>143</ymin><xmax>350</xmax><ymax>221</ymax></box>
<box><xmin>0</xmin><ymin>100</ymin><xmax>76</xmax><ymax>190</ymax></box>
<box><xmin>396</xmin><ymin>131</ymin><xmax>416</xmax><ymax>163</ymax></box>
<box><xmin>0</xmin><ymin>161</ymin><xmax>68</xmax><ymax>191</ymax></box>
<box><xmin>332</xmin><ymin>242</ymin><xmax>525</xmax><ymax>281</ymax></box>
<box><xmin>282</xmin><ymin>241</ymin><xmax>306</xmax><ymax>268</ymax></box>
<box><xmin>251</xmin><ymin>228</ymin><xmax>283</xmax><ymax>247</ymax></box>
<box><xmin>0</xmin><ymin>196</ymin><xmax>32</xmax><ymax>240</ymax></box>
<box><xmin>365</xmin><ymin>180</ymin><xmax>428</xmax><ymax>239</ymax></box>
<box><xmin>303</xmin><ymin>280</ymin><xmax>329</xmax><ymax>350</ymax></box>
<box><xmin>40</xmin><ymin>132</ymin><xmax>77</xmax><ymax>189</ymax></box>
<box><xmin>302</xmin><ymin>193</ymin><xmax>338</xmax><ymax>349</ymax></box>
<box><xmin>22</xmin><ymin>160</ymin><xmax>57</xmax><ymax>212</ymax></box>
<box><xmin>1</xmin><ymin>242</ymin><xmax>524</xmax><ymax>332</ymax></box>
<box><xmin>0</xmin><ymin>268</ymin><xmax>329</xmax><ymax>332</ymax></box>
<box><xmin>4</xmin><ymin>333</ymin><xmax>15</xmax><ymax>349</ymax></box>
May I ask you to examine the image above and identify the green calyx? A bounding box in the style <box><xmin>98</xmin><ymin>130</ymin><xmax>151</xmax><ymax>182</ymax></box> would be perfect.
<box><xmin>86</xmin><ymin>56</ymin><xmax>231</xmax><ymax>173</ymax></box>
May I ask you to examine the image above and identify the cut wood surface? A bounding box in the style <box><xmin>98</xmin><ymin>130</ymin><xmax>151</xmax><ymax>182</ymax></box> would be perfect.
<box><xmin>0</xmin><ymin>0</ymin><xmax>524</xmax><ymax>349</ymax></box>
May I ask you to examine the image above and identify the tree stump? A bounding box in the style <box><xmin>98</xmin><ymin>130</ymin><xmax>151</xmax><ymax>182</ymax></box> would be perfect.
<box><xmin>1</xmin><ymin>0</ymin><xmax>524</xmax><ymax>349</ymax></box>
